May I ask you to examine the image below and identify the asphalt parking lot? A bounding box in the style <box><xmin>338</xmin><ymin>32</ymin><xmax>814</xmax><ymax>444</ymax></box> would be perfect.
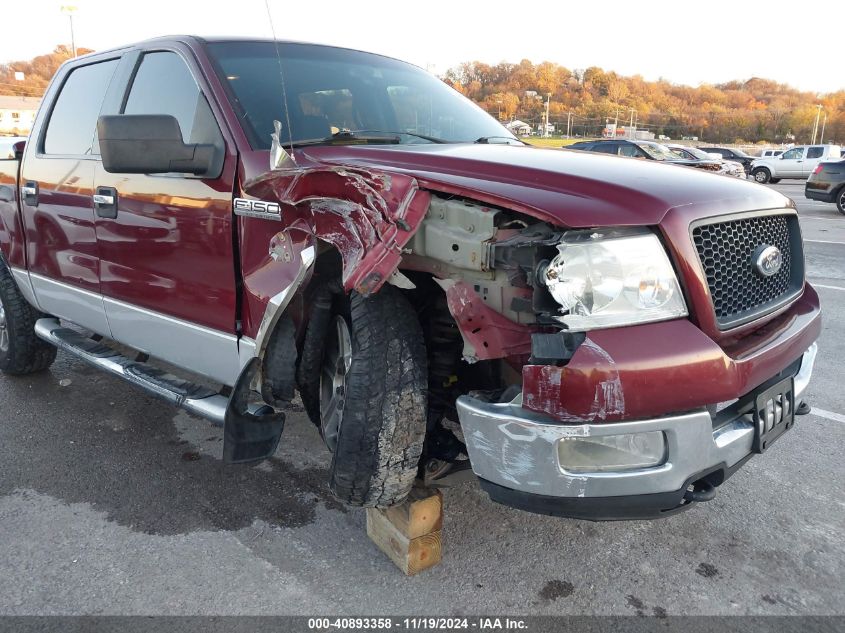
<box><xmin>0</xmin><ymin>180</ymin><xmax>843</xmax><ymax>617</ymax></box>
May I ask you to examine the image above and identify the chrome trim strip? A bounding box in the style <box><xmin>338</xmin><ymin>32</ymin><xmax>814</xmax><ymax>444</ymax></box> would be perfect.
<box><xmin>9</xmin><ymin>266</ymin><xmax>41</xmax><ymax>310</ymax></box>
<box><xmin>92</xmin><ymin>194</ymin><xmax>114</xmax><ymax>205</ymax></box>
<box><xmin>254</xmin><ymin>245</ymin><xmax>316</xmax><ymax>357</ymax></box>
<box><xmin>103</xmin><ymin>296</ymin><xmax>241</xmax><ymax>386</ymax></box>
<box><xmin>29</xmin><ymin>272</ymin><xmax>112</xmax><ymax>337</ymax></box>
<box><xmin>457</xmin><ymin>344</ymin><xmax>818</xmax><ymax>499</ymax></box>
<box><xmin>34</xmin><ymin>317</ymin><xmax>227</xmax><ymax>425</ymax></box>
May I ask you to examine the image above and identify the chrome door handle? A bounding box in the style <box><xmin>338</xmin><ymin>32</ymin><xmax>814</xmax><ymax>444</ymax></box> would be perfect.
<box><xmin>93</xmin><ymin>186</ymin><xmax>119</xmax><ymax>219</ymax></box>
<box><xmin>21</xmin><ymin>181</ymin><xmax>38</xmax><ymax>206</ymax></box>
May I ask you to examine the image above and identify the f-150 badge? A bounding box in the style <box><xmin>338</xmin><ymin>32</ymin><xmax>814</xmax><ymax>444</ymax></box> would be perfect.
<box><xmin>234</xmin><ymin>198</ymin><xmax>282</xmax><ymax>220</ymax></box>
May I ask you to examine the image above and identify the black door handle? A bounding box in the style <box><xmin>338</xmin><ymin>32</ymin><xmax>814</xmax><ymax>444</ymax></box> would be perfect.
<box><xmin>94</xmin><ymin>186</ymin><xmax>118</xmax><ymax>219</ymax></box>
<box><xmin>21</xmin><ymin>181</ymin><xmax>38</xmax><ymax>206</ymax></box>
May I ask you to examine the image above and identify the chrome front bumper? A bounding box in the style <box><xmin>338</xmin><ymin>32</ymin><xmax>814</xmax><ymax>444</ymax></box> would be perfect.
<box><xmin>457</xmin><ymin>343</ymin><xmax>817</xmax><ymax>501</ymax></box>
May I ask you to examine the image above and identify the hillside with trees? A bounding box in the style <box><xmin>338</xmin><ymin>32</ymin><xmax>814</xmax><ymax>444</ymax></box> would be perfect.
<box><xmin>444</xmin><ymin>60</ymin><xmax>844</xmax><ymax>144</ymax></box>
<box><xmin>0</xmin><ymin>46</ymin><xmax>93</xmax><ymax>97</ymax></box>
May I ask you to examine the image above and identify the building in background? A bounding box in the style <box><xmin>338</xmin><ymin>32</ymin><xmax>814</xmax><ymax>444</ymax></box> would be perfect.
<box><xmin>0</xmin><ymin>96</ymin><xmax>41</xmax><ymax>136</ymax></box>
<box><xmin>506</xmin><ymin>119</ymin><xmax>532</xmax><ymax>136</ymax></box>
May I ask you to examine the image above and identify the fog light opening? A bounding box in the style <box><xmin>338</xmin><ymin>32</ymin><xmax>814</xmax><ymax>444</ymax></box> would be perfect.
<box><xmin>557</xmin><ymin>431</ymin><xmax>666</xmax><ymax>473</ymax></box>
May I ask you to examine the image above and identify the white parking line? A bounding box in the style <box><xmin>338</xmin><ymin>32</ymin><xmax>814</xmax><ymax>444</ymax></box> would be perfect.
<box><xmin>804</xmin><ymin>239</ymin><xmax>845</xmax><ymax>245</ymax></box>
<box><xmin>798</xmin><ymin>216</ymin><xmax>837</xmax><ymax>221</ymax></box>
<box><xmin>810</xmin><ymin>408</ymin><xmax>845</xmax><ymax>424</ymax></box>
<box><xmin>812</xmin><ymin>283</ymin><xmax>845</xmax><ymax>291</ymax></box>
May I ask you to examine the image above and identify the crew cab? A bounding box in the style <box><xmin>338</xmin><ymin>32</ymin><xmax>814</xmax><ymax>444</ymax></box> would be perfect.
<box><xmin>0</xmin><ymin>37</ymin><xmax>821</xmax><ymax>520</ymax></box>
<box><xmin>750</xmin><ymin>144</ymin><xmax>842</xmax><ymax>183</ymax></box>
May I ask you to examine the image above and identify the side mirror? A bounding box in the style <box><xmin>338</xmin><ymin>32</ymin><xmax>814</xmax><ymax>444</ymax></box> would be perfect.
<box><xmin>97</xmin><ymin>114</ymin><xmax>215</xmax><ymax>175</ymax></box>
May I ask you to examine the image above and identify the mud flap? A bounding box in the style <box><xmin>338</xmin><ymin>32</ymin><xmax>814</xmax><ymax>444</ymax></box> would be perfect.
<box><xmin>223</xmin><ymin>358</ymin><xmax>285</xmax><ymax>464</ymax></box>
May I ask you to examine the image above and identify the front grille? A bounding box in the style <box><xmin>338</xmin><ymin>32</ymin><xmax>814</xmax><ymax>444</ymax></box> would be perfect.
<box><xmin>692</xmin><ymin>213</ymin><xmax>803</xmax><ymax>328</ymax></box>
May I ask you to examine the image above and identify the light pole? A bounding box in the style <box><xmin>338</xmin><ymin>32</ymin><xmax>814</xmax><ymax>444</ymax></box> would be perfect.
<box><xmin>543</xmin><ymin>93</ymin><xmax>551</xmax><ymax>138</ymax></box>
<box><xmin>819</xmin><ymin>112</ymin><xmax>827</xmax><ymax>144</ymax></box>
<box><xmin>629</xmin><ymin>107</ymin><xmax>637</xmax><ymax>138</ymax></box>
<box><xmin>61</xmin><ymin>5</ymin><xmax>78</xmax><ymax>57</ymax></box>
<box><xmin>811</xmin><ymin>104</ymin><xmax>822</xmax><ymax>144</ymax></box>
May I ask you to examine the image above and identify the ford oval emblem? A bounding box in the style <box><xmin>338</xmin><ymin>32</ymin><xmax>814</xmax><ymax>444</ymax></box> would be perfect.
<box><xmin>753</xmin><ymin>245</ymin><xmax>783</xmax><ymax>277</ymax></box>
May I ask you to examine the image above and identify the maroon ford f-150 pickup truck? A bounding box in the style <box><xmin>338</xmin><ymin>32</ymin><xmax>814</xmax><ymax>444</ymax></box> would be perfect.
<box><xmin>0</xmin><ymin>37</ymin><xmax>821</xmax><ymax>520</ymax></box>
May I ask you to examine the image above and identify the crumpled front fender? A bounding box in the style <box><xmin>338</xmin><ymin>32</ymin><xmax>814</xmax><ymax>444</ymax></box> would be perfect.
<box><xmin>244</xmin><ymin>164</ymin><xmax>430</xmax><ymax>296</ymax></box>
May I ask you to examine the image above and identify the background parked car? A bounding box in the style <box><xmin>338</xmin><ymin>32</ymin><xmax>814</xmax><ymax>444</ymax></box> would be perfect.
<box><xmin>666</xmin><ymin>143</ymin><xmax>746</xmax><ymax>178</ymax></box>
<box><xmin>699</xmin><ymin>146</ymin><xmax>755</xmax><ymax>173</ymax></box>
<box><xmin>566</xmin><ymin>139</ymin><xmax>722</xmax><ymax>171</ymax></box>
<box><xmin>750</xmin><ymin>144</ymin><xmax>842</xmax><ymax>183</ymax></box>
<box><xmin>805</xmin><ymin>159</ymin><xmax>845</xmax><ymax>214</ymax></box>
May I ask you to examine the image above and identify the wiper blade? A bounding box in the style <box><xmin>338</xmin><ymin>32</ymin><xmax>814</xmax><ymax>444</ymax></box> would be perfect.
<box><xmin>352</xmin><ymin>129</ymin><xmax>450</xmax><ymax>144</ymax></box>
<box><xmin>289</xmin><ymin>130</ymin><xmax>402</xmax><ymax>148</ymax></box>
<box><xmin>474</xmin><ymin>136</ymin><xmax>525</xmax><ymax>145</ymax></box>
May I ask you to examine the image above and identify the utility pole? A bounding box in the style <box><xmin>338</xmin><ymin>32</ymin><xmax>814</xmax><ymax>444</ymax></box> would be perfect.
<box><xmin>819</xmin><ymin>112</ymin><xmax>827</xmax><ymax>144</ymax></box>
<box><xmin>811</xmin><ymin>104</ymin><xmax>822</xmax><ymax>144</ymax></box>
<box><xmin>566</xmin><ymin>111</ymin><xmax>572</xmax><ymax>138</ymax></box>
<box><xmin>61</xmin><ymin>5</ymin><xmax>78</xmax><ymax>57</ymax></box>
<box><xmin>629</xmin><ymin>107</ymin><xmax>636</xmax><ymax>139</ymax></box>
<box><xmin>543</xmin><ymin>93</ymin><xmax>551</xmax><ymax>138</ymax></box>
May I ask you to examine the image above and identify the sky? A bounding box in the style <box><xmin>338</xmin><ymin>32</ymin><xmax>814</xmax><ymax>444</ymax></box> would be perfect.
<box><xmin>2</xmin><ymin>0</ymin><xmax>844</xmax><ymax>94</ymax></box>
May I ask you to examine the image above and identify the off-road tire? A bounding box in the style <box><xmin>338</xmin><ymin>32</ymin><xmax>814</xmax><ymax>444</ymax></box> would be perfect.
<box><xmin>260</xmin><ymin>315</ymin><xmax>297</xmax><ymax>408</ymax></box>
<box><xmin>297</xmin><ymin>280</ymin><xmax>341</xmax><ymax>427</ymax></box>
<box><xmin>298</xmin><ymin>282</ymin><xmax>428</xmax><ymax>507</ymax></box>
<box><xmin>752</xmin><ymin>168</ymin><xmax>771</xmax><ymax>184</ymax></box>
<box><xmin>836</xmin><ymin>185</ymin><xmax>845</xmax><ymax>215</ymax></box>
<box><xmin>0</xmin><ymin>257</ymin><xmax>57</xmax><ymax>374</ymax></box>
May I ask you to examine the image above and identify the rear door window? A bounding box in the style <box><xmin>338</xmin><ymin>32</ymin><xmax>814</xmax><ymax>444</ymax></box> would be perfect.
<box><xmin>806</xmin><ymin>147</ymin><xmax>824</xmax><ymax>159</ymax></box>
<box><xmin>43</xmin><ymin>59</ymin><xmax>119</xmax><ymax>155</ymax></box>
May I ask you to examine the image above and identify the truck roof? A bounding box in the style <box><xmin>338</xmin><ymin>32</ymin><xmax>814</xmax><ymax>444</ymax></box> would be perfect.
<box><xmin>67</xmin><ymin>35</ymin><xmax>401</xmax><ymax>66</ymax></box>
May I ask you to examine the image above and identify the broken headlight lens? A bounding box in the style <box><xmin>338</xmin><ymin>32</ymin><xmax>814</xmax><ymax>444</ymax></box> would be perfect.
<box><xmin>542</xmin><ymin>229</ymin><xmax>687</xmax><ymax>331</ymax></box>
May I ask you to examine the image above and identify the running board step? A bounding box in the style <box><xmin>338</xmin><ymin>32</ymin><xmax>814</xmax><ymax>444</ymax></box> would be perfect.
<box><xmin>34</xmin><ymin>318</ymin><xmax>228</xmax><ymax>425</ymax></box>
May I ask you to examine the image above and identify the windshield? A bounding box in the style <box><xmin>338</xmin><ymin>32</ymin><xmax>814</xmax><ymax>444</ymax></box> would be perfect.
<box><xmin>673</xmin><ymin>145</ymin><xmax>712</xmax><ymax>160</ymax></box>
<box><xmin>637</xmin><ymin>142</ymin><xmax>684</xmax><ymax>161</ymax></box>
<box><xmin>206</xmin><ymin>41</ymin><xmax>518</xmax><ymax>150</ymax></box>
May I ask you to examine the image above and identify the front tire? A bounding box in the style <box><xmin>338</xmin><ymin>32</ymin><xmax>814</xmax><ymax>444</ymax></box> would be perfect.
<box><xmin>298</xmin><ymin>283</ymin><xmax>428</xmax><ymax>507</ymax></box>
<box><xmin>0</xmin><ymin>257</ymin><xmax>57</xmax><ymax>375</ymax></box>
<box><xmin>837</xmin><ymin>185</ymin><xmax>845</xmax><ymax>215</ymax></box>
<box><xmin>752</xmin><ymin>168</ymin><xmax>772</xmax><ymax>183</ymax></box>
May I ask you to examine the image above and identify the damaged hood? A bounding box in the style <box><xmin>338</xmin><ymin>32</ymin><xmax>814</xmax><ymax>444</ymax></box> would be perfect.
<box><xmin>294</xmin><ymin>143</ymin><xmax>791</xmax><ymax>228</ymax></box>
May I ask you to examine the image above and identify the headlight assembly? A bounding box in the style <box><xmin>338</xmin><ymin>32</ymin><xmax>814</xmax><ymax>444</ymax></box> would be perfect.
<box><xmin>541</xmin><ymin>229</ymin><xmax>687</xmax><ymax>331</ymax></box>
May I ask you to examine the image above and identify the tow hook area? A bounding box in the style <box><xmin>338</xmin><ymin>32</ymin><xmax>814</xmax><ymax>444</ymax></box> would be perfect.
<box><xmin>684</xmin><ymin>479</ymin><xmax>717</xmax><ymax>503</ymax></box>
<box><xmin>223</xmin><ymin>358</ymin><xmax>286</xmax><ymax>464</ymax></box>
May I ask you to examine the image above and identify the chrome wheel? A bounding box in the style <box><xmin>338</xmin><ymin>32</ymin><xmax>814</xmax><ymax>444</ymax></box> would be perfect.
<box><xmin>0</xmin><ymin>298</ymin><xmax>8</xmax><ymax>353</ymax></box>
<box><xmin>753</xmin><ymin>169</ymin><xmax>769</xmax><ymax>183</ymax></box>
<box><xmin>319</xmin><ymin>314</ymin><xmax>352</xmax><ymax>452</ymax></box>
